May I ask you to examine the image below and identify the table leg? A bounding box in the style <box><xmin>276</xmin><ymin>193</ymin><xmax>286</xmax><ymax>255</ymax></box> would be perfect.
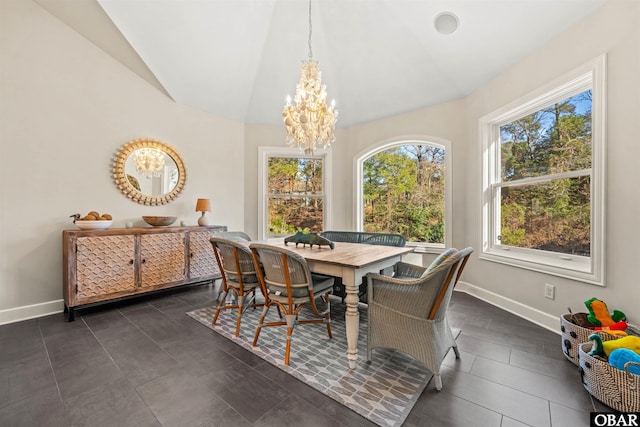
<box><xmin>343</xmin><ymin>277</ymin><xmax>359</xmax><ymax>369</ymax></box>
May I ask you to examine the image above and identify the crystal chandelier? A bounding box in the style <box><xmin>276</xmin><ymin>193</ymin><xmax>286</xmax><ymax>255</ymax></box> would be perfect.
<box><xmin>135</xmin><ymin>148</ymin><xmax>165</xmax><ymax>178</ymax></box>
<box><xmin>282</xmin><ymin>0</ymin><xmax>338</xmax><ymax>155</ymax></box>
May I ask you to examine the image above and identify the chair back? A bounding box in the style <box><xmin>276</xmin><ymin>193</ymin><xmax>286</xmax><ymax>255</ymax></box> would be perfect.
<box><xmin>367</xmin><ymin>248</ymin><xmax>472</xmax><ymax>321</ymax></box>
<box><xmin>425</xmin><ymin>248</ymin><xmax>458</xmax><ymax>274</ymax></box>
<box><xmin>319</xmin><ymin>231</ymin><xmax>361</xmax><ymax>243</ymax></box>
<box><xmin>210</xmin><ymin>237</ymin><xmax>257</xmax><ymax>289</ymax></box>
<box><xmin>362</xmin><ymin>233</ymin><xmax>406</xmax><ymax>247</ymax></box>
<box><xmin>368</xmin><ymin>255</ymin><xmax>456</xmax><ymax>317</ymax></box>
<box><xmin>211</xmin><ymin>231</ymin><xmax>251</xmax><ymax>241</ymax></box>
<box><xmin>319</xmin><ymin>230</ymin><xmax>406</xmax><ymax>247</ymax></box>
<box><xmin>428</xmin><ymin>247</ymin><xmax>473</xmax><ymax>320</ymax></box>
<box><xmin>452</xmin><ymin>247</ymin><xmax>472</xmax><ymax>288</ymax></box>
<box><xmin>249</xmin><ymin>243</ymin><xmax>313</xmax><ymax>300</ymax></box>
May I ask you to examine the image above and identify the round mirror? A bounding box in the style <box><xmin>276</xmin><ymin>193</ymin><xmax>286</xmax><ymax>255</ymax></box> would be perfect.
<box><xmin>113</xmin><ymin>138</ymin><xmax>187</xmax><ymax>205</ymax></box>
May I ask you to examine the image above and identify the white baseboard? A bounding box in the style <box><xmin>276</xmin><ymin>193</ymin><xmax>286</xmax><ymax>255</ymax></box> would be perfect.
<box><xmin>0</xmin><ymin>299</ymin><xmax>64</xmax><ymax>326</ymax></box>
<box><xmin>455</xmin><ymin>281</ymin><xmax>560</xmax><ymax>335</ymax></box>
<box><xmin>0</xmin><ymin>285</ymin><xmax>563</xmax><ymax>332</ymax></box>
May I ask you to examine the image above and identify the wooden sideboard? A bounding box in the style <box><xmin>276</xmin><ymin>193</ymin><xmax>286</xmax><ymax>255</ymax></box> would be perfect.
<box><xmin>63</xmin><ymin>225</ymin><xmax>226</xmax><ymax>321</ymax></box>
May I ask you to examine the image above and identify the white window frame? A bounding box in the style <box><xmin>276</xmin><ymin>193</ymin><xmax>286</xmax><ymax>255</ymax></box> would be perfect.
<box><xmin>354</xmin><ymin>136</ymin><xmax>452</xmax><ymax>252</ymax></box>
<box><xmin>480</xmin><ymin>55</ymin><xmax>606</xmax><ymax>285</ymax></box>
<box><xmin>258</xmin><ymin>146</ymin><xmax>332</xmax><ymax>240</ymax></box>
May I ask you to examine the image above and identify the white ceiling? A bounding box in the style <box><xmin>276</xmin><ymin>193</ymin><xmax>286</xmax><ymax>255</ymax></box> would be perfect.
<box><xmin>70</xmin><ymin>1</ymin><xmax>606</xmax><ymax>127</ymax></box>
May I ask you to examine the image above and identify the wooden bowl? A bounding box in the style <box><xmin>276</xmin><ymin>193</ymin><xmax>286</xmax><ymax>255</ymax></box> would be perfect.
<box><xmin>142</xmin><ymin>216</ymin><xmax>177</xmax><ymax>227</ymax></box>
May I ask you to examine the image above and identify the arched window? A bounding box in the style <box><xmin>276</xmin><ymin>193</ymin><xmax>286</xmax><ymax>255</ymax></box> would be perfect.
<box><xmin>355</xmin><ymin>137</ymin><xmax>452</xmax><ymax>251</ymax></box>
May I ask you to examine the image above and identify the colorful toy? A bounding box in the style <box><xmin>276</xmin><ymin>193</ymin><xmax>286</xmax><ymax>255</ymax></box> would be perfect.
<box><xmin>584</xmin><ymin>298</ymin><xmax>626</xmax><ymax>327</ymax></box>
<box><xmin>592</xmin><ymin>321</ymin><xmax>628</xmax><ymax>336</ymax></box>
<box><xmin>608</xmin><ymin>348</ymin><xmax>640</xmax><ymax>375</ymax></box>
<box><xmin>593</xmin><ymin>320</ymin><xmax>627</xmax><ymax>331</ymax></box>
<box><xmin>594</xmin><ymin>328</ymin><xmax>627</xmax><ymax>337</ymax></box>
<box><xmin>588</xmin><ymin>334</ymin><xmax>640</xmax><ymax>357</ymax></box>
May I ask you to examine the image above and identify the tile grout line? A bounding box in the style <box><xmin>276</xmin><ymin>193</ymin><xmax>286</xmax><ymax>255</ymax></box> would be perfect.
<box><xmin>88</xmin><ymin>309</ymin><xmax>166</xmax><ymax>425</ymax></box>
<box><xmin>37</xmin><ymin>320</ymin><xmax>65</xmax><ymax>409</ymax></box>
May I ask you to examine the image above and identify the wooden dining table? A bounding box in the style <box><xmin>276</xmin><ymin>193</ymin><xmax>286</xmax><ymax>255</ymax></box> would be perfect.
<box><xmin>264</xmin><ymin>238</ymin><xmax>414</xmax><ymax>368</ymax></box>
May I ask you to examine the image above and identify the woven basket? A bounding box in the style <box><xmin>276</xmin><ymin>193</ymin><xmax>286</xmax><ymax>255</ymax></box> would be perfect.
<box><xmin>578</xmin><ymin>342</ymin><xmax>640</xmax><ymax>412</ymax></box>
<box><xmin>560</xmin><ymin>313</ymin><xmax>620</xmax><ymax>365</ymax></box>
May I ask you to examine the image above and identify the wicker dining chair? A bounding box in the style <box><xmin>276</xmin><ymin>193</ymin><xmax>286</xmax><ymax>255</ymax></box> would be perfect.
<box><xmin>393</xmin><ymin>247</ymin><xmax>458</xmax><ymax>279</ymax></box>
<box><xmin>249</xmin><ymin>243</ymin><xmax>334</xmax><ymax>365</ymax></box>
<box><xmin>366</xmin><ymin>247</ymin><xmax>473</xmax><ymax>390</ymax></box>
<box><xmin>209</xmin><ymin>237</ymin><xmax>262</xmax><ymax>337</ymax></box>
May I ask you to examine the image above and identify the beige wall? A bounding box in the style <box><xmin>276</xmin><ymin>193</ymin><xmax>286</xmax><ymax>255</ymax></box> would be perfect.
<box><xmin>461</xmin><ymin>0</ymin><xmax>640</xmax><ymax>328</ymax></box>
<box><xmin>2</xmin><ymin>0</ymin><xmax>638</xmax><ymax>330</ymax></box>
<box><xmin>0</xmin><ymin>0</ymin><xmax>245</xmax><ymax>323</ymax></box>
<box><xmin>243</xmin><ymin>124</ymin><xmax>350</xmax><ymax>240</ymax></box>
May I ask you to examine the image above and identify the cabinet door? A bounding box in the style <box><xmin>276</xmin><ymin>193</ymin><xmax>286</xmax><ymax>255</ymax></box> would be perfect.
<box><xmin>76</xmin><ymin>235</ymin><xmax>136</xmax><ymax>301</ymax></box>
<box><xmin>188</xmin><ymin>230</ymin><xmax>219</xmax><ymax>280</ymax></box>
<box><xmin>140</xmin><ymin>232</ymin><xmax>185</xmax><ymax>288</ymax></box>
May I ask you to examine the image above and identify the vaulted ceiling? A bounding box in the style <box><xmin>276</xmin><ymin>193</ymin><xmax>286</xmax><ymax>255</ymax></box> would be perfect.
<box><xmin>37</xmin><ymin>0</ymin><xmax>606</xmax><ymax>127</ymax></box>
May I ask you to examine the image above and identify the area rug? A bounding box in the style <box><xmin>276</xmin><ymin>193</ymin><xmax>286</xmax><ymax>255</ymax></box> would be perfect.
<box><xmin>187</xmin><ymin>298</ymin><xmax>450</xmax><ymax>427</ymax></box>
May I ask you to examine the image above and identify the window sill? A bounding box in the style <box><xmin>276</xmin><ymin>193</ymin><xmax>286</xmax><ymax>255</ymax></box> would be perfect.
<box><xmin>407</xmin><ymin>243</ymin><xmax>445</xmax><ymax>254</ymax></box>
<box><xmin>479</xmin><ymin>248</ymin><xmax>603</xmax><ymax>286</ymax></box>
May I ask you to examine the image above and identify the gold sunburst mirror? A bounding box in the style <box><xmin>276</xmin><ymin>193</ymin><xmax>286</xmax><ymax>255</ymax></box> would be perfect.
<box><xmin>113</xmin><ymin>138</ymin><xmax>187</xmax><ymax>205</ymax></box>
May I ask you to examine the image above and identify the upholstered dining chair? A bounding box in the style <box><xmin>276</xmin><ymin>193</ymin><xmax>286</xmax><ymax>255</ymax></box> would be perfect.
<box><xmin>248</xmin><ymin>243</ymin><xmax>334</xmax><ymax>365</ymax></box>
<box><xmin>361</xmin><ymin>233</ymin><xmax>407</xmax><ymax>247</ymax></box>
<box><xmin>210</xmin><ymin>237</ymin><xmax>262</xmax><ymax>337</ymax></box>
<box><xmin>366</xmin><ymin>247</ymin><xmax>473</xmax><ymax>390</ymax></box>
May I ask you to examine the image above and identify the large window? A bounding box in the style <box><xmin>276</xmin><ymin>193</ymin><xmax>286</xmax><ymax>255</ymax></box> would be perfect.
<box><xmin>356</xmin><ymin>138</ymin><xmax>452</xmax><ymax>251</ymax></box>
<box><xmin>258</xmin><ymin>147</ymin><xmax>331</xmax><ymax>239</ymax></box>
<box><xmin>481</xmin><ymin>55</ymin><xmax>606</xmax><ymax>284</ymax></box>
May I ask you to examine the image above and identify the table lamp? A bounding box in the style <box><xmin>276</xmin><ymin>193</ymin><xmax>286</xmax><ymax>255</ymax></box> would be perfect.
<box><xmin>195</xmin><ymin>198</ymin><xmax>211</xmax><ymax>226</ymax></box>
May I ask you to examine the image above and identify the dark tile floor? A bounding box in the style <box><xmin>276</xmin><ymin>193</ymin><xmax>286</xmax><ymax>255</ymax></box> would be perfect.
<box><xmin>0</xmin><ymin>283</ymin><xmax>607</xmax><ymax>427</ymax></box>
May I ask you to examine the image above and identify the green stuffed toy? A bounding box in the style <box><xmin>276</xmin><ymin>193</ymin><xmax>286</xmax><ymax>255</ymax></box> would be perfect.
<box><xmin>588</xmin><ymin>334</ymin><xmax>640</xmax><ymax>357</ymax></box>
<box><xmin>584</xmin><ymin>297</ymin><xmax>626</xmax><ymax>327</ymax></box>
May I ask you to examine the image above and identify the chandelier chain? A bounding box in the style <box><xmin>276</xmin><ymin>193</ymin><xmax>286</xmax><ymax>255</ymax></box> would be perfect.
<box><xmin>282</xmin><ymin>0</ymin><xmax>337</xmax><ymax>155</ymax></box>
<box><xmin>308</xmin><ymin>0</ymin><xmax>313</xmax><ymax>59</ymax></box>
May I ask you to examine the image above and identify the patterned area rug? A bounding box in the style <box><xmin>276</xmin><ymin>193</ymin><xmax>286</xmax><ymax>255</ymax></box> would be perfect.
<box><xmin>187</xmin><ymin>297</ymin><xmax>445</xmax><ymax>427</ymax></box>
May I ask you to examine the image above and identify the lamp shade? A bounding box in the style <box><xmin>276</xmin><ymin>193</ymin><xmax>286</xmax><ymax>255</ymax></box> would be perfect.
<box><xmin>195</xmin><ymin>198</ymin><xmax>211</xmax><ymax>212</ymax></box>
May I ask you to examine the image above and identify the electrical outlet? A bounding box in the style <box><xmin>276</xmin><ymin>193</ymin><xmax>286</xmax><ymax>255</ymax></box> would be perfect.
<box><xmin>544</xmin><ymin>283</ymin><xmax>555</xmax><ymax>300</ymax></box>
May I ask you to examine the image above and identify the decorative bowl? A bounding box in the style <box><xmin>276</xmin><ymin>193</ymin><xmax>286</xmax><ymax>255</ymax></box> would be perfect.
<box><xmin>75</xmin><ymin>220</ymin><xmax>113</xmax><ymax>230</ymax></box>
<box><xmin>142</xmin><ymin>216</ymin><xmax>177</xmax><ymax>227</ymax></box>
